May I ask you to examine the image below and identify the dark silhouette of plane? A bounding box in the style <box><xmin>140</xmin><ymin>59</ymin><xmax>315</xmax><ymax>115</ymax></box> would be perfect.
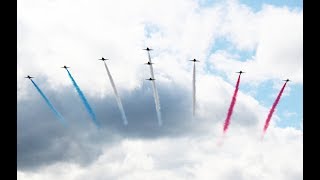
<box><xmin>61</xmin><ymin>65</ymin><xmax>70</xmax><ymax>69</ymax></box>
<box><xmin>143</xmin><ymin>47</ymin><xmax>153</xmax><ymax>51</ymax></box>
<box><xmin>99</xmin><ymin>57</ymin><xmax>109</xmax><ymax>61</ymax></box>
<box><xmin>25</xmin><ymin>75</ymin><xmax>34</xmax><ymax>79</ymax></box>
<box><xmin>189</xmin><ymin>59</ymin><xmax>200</xmax><ymax>62</ymax></box>
<box><xmin>145</xmin><ymin>62</ymin><xmax>154</xmax><ymax>65</ymax></box>
<box><xmin>236</xmin><ymin>71</ymin><xmax>245</xmax><ymax>74</ymax></box>
<box><xmin>283</xmin><ymin>79</ymin><xmax>290</xmax><ymax>82</ymax></box>
<box><xmin>146</xmin><ymin>78</ymin><xmax>155</xmax><ymax>81</ymax></box>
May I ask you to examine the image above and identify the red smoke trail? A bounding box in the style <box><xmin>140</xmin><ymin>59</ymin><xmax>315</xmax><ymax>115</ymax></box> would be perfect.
<box><xmin>223</xmin><ymin>74</ymin><xmax>241</xmax><ymax>134</ymax></box>
<box><xmin>262</xmin><ymin>82</ymin><xmax>287</xmax><ymax>136</ymax></box>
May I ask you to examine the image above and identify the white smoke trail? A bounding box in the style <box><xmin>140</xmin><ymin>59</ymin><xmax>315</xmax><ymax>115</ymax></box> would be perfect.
<box><xmin>151</xmin><ymin>80</ymin><xmax>162</xmax><ymax>126</ymax></box>
<box><xmin>147</xmin><ymin>51</ymin><xmax>162</xmax><ymax>126</ymax></box>
<box><xmin>104</xmin><ymin>61</ymin><xmax>128</xmax><ymax>125</ymax></box>
<box><xmin>193</xmin><ymin>62</ymin><xmax>196</xmax><ymax>117</ymax></box>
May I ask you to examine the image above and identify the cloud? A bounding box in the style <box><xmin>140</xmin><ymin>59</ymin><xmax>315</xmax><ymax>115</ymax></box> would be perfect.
<box><xmin>210</xmin><ymin>3</ymin><xmax>303</xmax><ymax>85</ymax></box>
<box><xmin>219</xmin><ymin>0</ymin><xmax>260</xmax><ymax>51</ymax></box>
<box><xmin>282</xmin><ymin>110</ymin><xmax>297</xmax><ymax>118</ymax></box>
<box><xmin>17</xmin><ymin>127</ymin><xmax>302</xmax><ymax>180</ymax></box>
<box><xmin>17</xmin><ymin>0</ymin><xmax>302</xmax><ymax>98</ymax></box>
<box><xmin>18</xmin><ymin>72</ymin><xmax>270</xmax><ymax>171</ymax></box>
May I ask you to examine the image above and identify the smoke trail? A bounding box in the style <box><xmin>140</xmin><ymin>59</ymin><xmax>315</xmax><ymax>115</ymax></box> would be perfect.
<box><xmin>147</xmin><ymin>52</ymin><xmax>156</xmax><ymax>79</ymax></box>
<box><xmin>217</xmin><ymin>133</ymin><xmax>226</xmax><ymax>147</ymax></box>
<box><xmin>151</xmin><ymin>79</ymin><xmax>162</xmax><ymax>126</ymax></box>
<box><xmin>65</xmin><ymin>69</ymin><xmax>100</xmax><ymax>127</ymax></box>
<box><xmin>223</xmin><ymin>74</ymin><xmax>241</xmax><ymax>134</ymax></box>
<box><xmin>262</xmin><ymin>82</ymin><xmax>287</xmax><ymax>136</ymax></box>
<box><xmin>30</xmin><ymin>79</ymin><xmax>65</xmax><ymax>124</ymax></box>
<box><xmin>193</xmin><ymin>62</ymin><xmax>196</xmax><ymax>117</ymax></box>
<box><xmin>103</xmin><ymin>61</ymin><xmax>128</xmax><ymax>125</ymax></box>
<box><xmin>147</xmin><ymin>51</ymin><xmax>162</xmax><ymax>126</ymax></box>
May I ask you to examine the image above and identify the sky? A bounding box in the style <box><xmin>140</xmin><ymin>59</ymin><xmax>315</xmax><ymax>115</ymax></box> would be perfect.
<box><xmin>17</xmin><ymin>0</ymin><xmax>303</xmax><ymax>179</ymax></box>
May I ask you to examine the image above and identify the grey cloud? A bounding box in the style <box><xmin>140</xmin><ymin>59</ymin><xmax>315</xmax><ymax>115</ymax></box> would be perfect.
<box><xmin>17</xmin><ymin>79</ymin><xmax>198</xmax><ymax>171</ymax></box>
<box><xmin>18</xmin><ymin>74</ymin><xmax>263</xmax><ymax>171</ymax></box>
<box><xmin>231</xmin><ymin>101</ymin><xmax>260</xmax><ymax>128</ymax></box>
<box><xmin>223</xmin><ymin>168</ymin><xmax>245</xmax><ymax>180</ymax></box>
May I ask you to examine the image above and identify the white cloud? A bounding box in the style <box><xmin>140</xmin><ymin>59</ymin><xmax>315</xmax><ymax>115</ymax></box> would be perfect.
<box><xmin>16</xmin><ymin>0</ymin><xmax>223</xmax><ymax>101</ymax></box>
<box><xmin>17</xmin><ymin>0</ymin><xmax>302</xmax><ymax>100</ymax></box>
<box><xmin>17</xmin><ymin>126</ymin><xmax>302</xmax><ymax>180</ymax></box>
<box><xmin>211</xmin><ymin>3</ymin><xmax>303</xmax><ymax>85</ymax></box>
<box><xmin>219</xmin><ymin>0</ymin><xmax>260</xmax><ymax>51</ymax></box>
<box><xmin>18</xmin><ymin>68</ymin><xmax>301</xmax><ymax>179</ymax></box>
<box><xmin>18</xmin><ymin>69</ymin><xmax>301</xmax><ymax>179</ymax></box>
<box><xmin>283</xmin><ymin>111</ymin><xmax>297</xmax><ymax>118</ymax></box>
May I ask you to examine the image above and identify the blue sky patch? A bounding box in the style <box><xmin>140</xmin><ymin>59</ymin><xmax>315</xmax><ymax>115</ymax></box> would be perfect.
<box><xmin>144</xmin><ymin>23</ymin><xmax>161</xmax><ymax>38</ymax></box>
<box><xmin>275</xmin><ymin>84</ymin><xmax>302</xmax><ymax>129</ymax></box>
<box><xmin>241</xmin><ymin>81</ymin><xmax>303</xmax><ymax>129</ymax></box>
<box><xmin>209</xmin><ymin>37</ymin><xmax>255</xmax><ymax>62</ymax></box>
<box><xmin>239</xmin><ymin>0</ymin><xmax>303</xmax><ymax>11</ymax></box>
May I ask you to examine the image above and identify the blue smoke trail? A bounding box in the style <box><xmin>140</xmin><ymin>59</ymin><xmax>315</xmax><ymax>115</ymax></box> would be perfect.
<box><xmin>65</xmin><ymin>69</ymin><xmax>100</xmax><ymax>127</ymax></box>
<box><xmin>30</xmin><ymin>79</ymin><xmax>66</xmax><ymax>125</ymax></box>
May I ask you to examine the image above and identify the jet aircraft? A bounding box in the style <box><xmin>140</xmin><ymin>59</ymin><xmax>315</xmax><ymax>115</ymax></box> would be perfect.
<box><xmin>143</xmin><ymin>47</ymin><xmax>153</xmax><ymax>51</ymax></box>
<box><xmin>99</xmin><ymin>57</ymin><xmax>109</xmax><ymax>61</ymax></box>
<box><xmin>25</xmin><ymin>75</ymin><xmax>34</xmax><ymax>79</ymax></box>
<box><xmin>146</xmin><ymin>78</ymin><xmax>155</xmax><ymax>81</ymax></box>
<box><xmin>61</xmin><ymin>65</ymin><xmax>70</xmax><ymax>69</ymax></box>
<box><xmin>236</xmin><ymin>71</ymin><xmax>245</xmax><ymax>74</ymax></box>
<box><xmin>189</xmin><ymin>59</ymin><xmax>200</xmax><ymax>62</ymax></box>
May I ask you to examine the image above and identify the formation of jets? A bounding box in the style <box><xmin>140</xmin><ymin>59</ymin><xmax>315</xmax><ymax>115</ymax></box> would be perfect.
<box><xmin>26</xmin><ymin>48</ymin><xmax>290</xmax><ymax>83</ymax></box>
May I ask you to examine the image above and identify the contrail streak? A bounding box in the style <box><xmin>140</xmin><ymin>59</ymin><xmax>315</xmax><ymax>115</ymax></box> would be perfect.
<box><xmin>147</xmin><ymin>51</ymin><xmax>162</xmax><ymax>126</ymax></box>
<box><xmin>65</xmin><ymin>69</ymin><xmax>100</xmax><ymax>127</ymax></box>
<box><xmin>151</xmin><ymin>79</ymin><xmax>162</xmax><ymax>126</ymax></box>
<box><xmin>262</xmin><ymin>82</ymin><xmax>287</xmax><ymax>137</ymax></box>
<box><xmin>192</xmin><ymin>62</ymin><xmax>196</xmax><ymax>117</ymax></box>
<box><xmin>30</xmin><ymin>79</ymin><xmax>65</xmax><ymax>124</ymax></box>
<box><xmin>223</xmin><ymin>74</ymin><xmax>241</xmax><ymax>134</ymax></box>
<box><xmin>103</xmin><ymin>61</ymin><xmax>128</xmax><ymax>125</ymax></box>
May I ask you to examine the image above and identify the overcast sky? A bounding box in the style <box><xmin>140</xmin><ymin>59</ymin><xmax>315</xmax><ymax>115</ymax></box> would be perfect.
<box><xmin>17</xmin><ymin>0</ymin><xmax>303</xmax><ymax>179</ymax></box>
